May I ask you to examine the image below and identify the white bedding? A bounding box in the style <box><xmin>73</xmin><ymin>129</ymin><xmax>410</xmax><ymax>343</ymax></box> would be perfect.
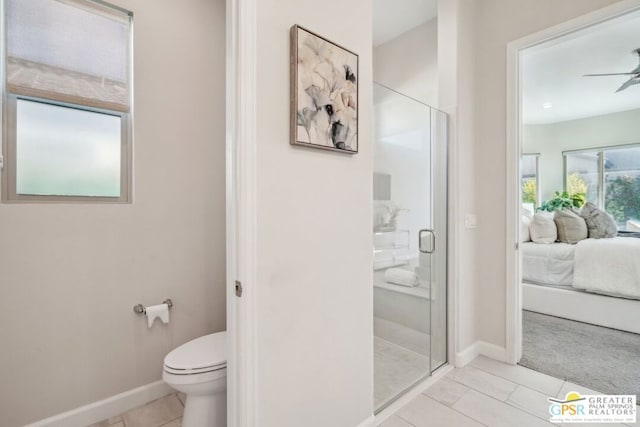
<box><xmin>522</xmin><ymin>241</ymin><xmax>575</xmax><ymax>286</ymax></box>
<box><xmin>573</xmin><ymin>237</ymin><xmax>640</xmax><ymax>299</ymax></box>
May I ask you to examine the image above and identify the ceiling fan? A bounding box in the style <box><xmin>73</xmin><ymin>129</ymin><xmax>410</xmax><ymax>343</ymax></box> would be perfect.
<box><xmin>583</xmin><ymin>48</ymin><xmax>640</xmax><ymax>92</ymax></box>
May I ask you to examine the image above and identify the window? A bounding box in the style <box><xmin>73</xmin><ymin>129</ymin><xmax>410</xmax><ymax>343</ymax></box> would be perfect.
<box><xmin>604</xmin><ymin>146</ymin><xmax>640</xmax><ymax>230</ymax></box>
<box><xmin>521</xmin><ymin>153</ymin><xmax>539</xmax><ymax>207</ymax></box>
<box><xmin>2</xmin><ymin>0</ymin><xmax>132</xmax><ymax>202</ymax></box>
<box><xmin>565</xmin><ymin>152</ymin><xmax>599</xmax><ymax>205</ymax></box>
<box><xmin>564</xmin><ymin>145</ymin><xmax>640</xmax><ymax>230</ymax></box>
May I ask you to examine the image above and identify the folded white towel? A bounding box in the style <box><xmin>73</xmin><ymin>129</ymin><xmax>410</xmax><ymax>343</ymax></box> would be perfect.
<box><xmin>384</xmin><ymin>268</ymin><xmax>419</xmax><ymax>287</ymax></box>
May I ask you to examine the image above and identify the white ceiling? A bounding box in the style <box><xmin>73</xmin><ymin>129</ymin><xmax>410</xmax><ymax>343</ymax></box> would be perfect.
<box><xmin>523</xmin><ymin>10</ymin><xmax>640</xmax><ymax>125</ymax></box>
<box><xmin>372</xmin><ymin>0</ymin><xmax>438</xmax><ymax>47</ymax></box>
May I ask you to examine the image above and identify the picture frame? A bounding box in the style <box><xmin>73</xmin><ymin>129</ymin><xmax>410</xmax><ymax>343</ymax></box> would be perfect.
<box><xmin>290</xmin><ymin>25</ymin><xmax>359</xmax><ymax>154</ymax></box>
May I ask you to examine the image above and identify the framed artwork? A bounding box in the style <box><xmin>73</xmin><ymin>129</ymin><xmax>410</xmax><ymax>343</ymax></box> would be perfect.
<box><xmin>290</xmin><ymin>25</ymin><xmax>358</xmax><ymax>154</ymax></box>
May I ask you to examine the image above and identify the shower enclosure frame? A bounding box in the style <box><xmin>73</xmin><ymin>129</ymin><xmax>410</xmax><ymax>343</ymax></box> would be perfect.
<box><xmin>372</xmin><ymin>81</ymin><xmax>449</xmax><ymax>413</ymax></box>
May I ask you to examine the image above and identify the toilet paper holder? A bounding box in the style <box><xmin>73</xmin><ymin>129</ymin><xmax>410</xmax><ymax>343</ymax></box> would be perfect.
<box><xmin>133</xmin><ymin>299</ymin><xmax>173</xmax><ymax>315</ymax></box>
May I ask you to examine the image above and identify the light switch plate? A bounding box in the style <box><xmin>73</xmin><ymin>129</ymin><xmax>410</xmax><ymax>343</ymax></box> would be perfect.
<box><xmin>465</xmin><ymin>214</ymin><xmax>477</xmax><ymax>229</ymax></box>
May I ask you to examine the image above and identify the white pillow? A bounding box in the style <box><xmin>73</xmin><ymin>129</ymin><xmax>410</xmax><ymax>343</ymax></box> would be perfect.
<box><xmin>521</xmin><ymin>215</ymin><xmax>531</xmax><ymax>242</ymax></box>
<box><xmin>529</xmin><ymin>212</ymin><xmax>557</xmax><ymax>244</ymax></box>
<box><xmin>522</xmin><ymin>204</ymin><xmax>534</xmax><ymax>218</ymax></box>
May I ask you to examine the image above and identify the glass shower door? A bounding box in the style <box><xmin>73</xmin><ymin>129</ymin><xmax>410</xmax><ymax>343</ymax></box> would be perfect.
<box><xmin>372</xmin><ymin>83</ymin><xmax>447</xmax><ymax>412</ymax></box>
<box><xmin>429</xmin><ymin>107</ymin><xmax>448</xmax><ymax>372</ymax></box>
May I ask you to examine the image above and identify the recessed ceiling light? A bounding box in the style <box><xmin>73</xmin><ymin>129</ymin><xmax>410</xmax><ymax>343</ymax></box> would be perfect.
<box><xmin>543</xmin><ymin>102</ymin><xmax>553</xmax><ymax>109</ymax></box>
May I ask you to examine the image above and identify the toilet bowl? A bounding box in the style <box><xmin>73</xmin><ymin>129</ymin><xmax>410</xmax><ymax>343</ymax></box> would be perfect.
<box><xmin>163</xmin><ymin>331</ymin><xmax>227</xmax><ymax>427</ymax></box>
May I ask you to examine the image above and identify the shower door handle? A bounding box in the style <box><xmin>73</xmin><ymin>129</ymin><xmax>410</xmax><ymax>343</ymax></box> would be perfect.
<box><xmin>419</xmin><ymin>229</ymin><xmax>435</xmax><ymax>254</ymax></box>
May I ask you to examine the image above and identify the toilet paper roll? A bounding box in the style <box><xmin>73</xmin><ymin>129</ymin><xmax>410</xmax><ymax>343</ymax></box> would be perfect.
<box><xmin>146</xmin><ymin>303</ymin><xmax>170</xmax><ymax>328</ymax></box>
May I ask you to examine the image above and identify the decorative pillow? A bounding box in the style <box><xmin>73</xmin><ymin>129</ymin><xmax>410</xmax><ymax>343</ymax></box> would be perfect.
<box><xmin>554</xmin><ymin>208</ymin><xmax>588</xmax><ymax>244</ymax></box>
<box><xmin>530</xmin><ymin>212</ymin><xmax>557</xmax><ymax>244</ymax></box>
<box><xmin>580</xmin><ymin>202</ymin><xmax>617</xmax><ymax>238</ymax></box>
<box><xmin>521</xmin><ymin>215</ymin><xmax>531</xmax><ymax>242</ymax></box>
<box><xmin>522</xmin><ymin>204</ymin><xmax>534</xmax><ymax>218</ymax></box>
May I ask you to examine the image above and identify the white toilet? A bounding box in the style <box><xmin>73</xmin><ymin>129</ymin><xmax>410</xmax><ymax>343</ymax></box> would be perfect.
<box><xmin>163</xmin><ymin>331</ymin><xmax>227</xmax><ymax>427</ymax></box>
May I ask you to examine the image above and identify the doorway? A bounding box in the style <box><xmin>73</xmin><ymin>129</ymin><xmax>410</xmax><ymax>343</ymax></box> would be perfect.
<box><xmin>506</xmin><ymin>0</ymin><xmax>640</xmax><ymax>397</ymax></box>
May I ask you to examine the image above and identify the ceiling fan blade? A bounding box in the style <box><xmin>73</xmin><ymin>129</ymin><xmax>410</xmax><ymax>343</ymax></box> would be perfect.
<box><xmin>633</xmin><ymin>49</ymin><xmax>640</xmax><ymax>73</ymax></box>
<box><xmin>615</xmin><ymin>77</ymin><xmax>640</xmax><ymax>93</ymax></box>
<box><xmin>583</xmin><ymin>73</ymin><xmax>636</xmax><ymax>76</ymax></box>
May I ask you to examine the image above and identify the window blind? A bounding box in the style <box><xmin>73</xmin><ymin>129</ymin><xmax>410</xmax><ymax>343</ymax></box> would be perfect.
<box><xmin>6</xmin><ymin>0</ymin><xmax>131</xmax><ymax>112</ymax></box>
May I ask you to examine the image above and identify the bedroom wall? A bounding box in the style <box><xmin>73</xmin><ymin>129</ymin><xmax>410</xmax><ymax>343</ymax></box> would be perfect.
<box><xmin>373</xmin><ymin>18</ymin><xmax>438</xmax><ymax>107</ymax></box>
<box><xmin>254</xmin><ymin>0</ymin><xmax>374</xmax><ymax>425</ymax></box>
<box><xmin>467</xmin><ymin>0</ymin><xmax>622</xmax><ymax>352</ymax></box>
<box><xmin>523</xmin><ymin>107</ymin><xmax>640</xmax><ymax>202</ymax></box>
<box><xmin>0</xmin><ymin>1</ymin><xmax>226</xmax><ymax>425</ymax></box>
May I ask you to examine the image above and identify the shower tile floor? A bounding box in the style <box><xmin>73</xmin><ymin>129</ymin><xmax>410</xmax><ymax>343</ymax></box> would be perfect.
<box><xmin>375</xmin><ymin>336</ymin><xmax>430</xmax><ymax>409</ymax></box>
<box><xmin>88</xmin><ymin>393</ymin><xmax>185</xmax><ymax>427</ymax></box>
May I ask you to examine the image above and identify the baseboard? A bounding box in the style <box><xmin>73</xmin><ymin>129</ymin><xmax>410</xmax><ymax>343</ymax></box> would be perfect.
<box><xmin>455</xmin><ymin>341</ymin><xmax>506</xmax><ymax>367</ymax></box>
<box><xmin>25</xmin><ymin>380</ymin><xmax>173</xmax><ymax>427</ymax></box>
<box><xmin>455</xmin><ymin>342</ymin><xmax>480</xmax><ymax>366</ymax></box>
<box><xmin>355</xmin><ymin>414</ymin><xmax>376</xmax><ymax>427</ymax></box>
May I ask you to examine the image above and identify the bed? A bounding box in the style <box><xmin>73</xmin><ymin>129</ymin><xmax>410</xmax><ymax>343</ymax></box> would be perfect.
<box><xmin>522</xmin><ymin>236</ymin><xmax>640</xmax><ymax>334</ymax></box>
<box><xmin>522</xmin><ymin>241</ymin><xmax>575</xmax><ymax>287</ymax></box>
<box><xmin>522</xmin><ymin>236</ymin><xmax>640</xmax><ymax>299</ymax></box>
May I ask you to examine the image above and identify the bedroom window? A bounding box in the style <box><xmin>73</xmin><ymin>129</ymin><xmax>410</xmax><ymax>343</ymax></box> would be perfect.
<box><xmin>521</xmin><ymin>153</ymin><xmax>539</xmax><ymax>207</ymax></box>
<box><xmin>604</xmin><ymin>146</ymin><xmax>640</xmax><ymax>231</ymax></box>
<box><xmin>1</xmin><ymin>0</ymin><xmax>133</xmax><ymax>203</ymax></box>
<box><xmin>565</xmin><ymin>152</ymin><xmax>599</xmax><ymax>204</ymax></box>
<box><xmin>564</xmin><ymin>145</ymin><xmax>640</xmax><ymax>231</ymax></box>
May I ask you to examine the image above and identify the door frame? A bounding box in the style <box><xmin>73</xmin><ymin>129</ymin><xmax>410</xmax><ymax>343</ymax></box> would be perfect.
<box><xmin>504</xmin><ymin>0</ymin><xmax>640</xmax><ymax>365</ymax></box>
<box><xmin>226</xmin><ymin>0</ymin><xmax>258</xmax><ymax>425</ymax></box>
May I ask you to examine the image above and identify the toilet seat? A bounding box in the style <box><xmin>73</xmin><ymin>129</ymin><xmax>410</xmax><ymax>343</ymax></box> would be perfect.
<box><xmin>164</xmin><ymin>363</ymin><xmax>226</xmax><ymax>375</ymax></box>
<box><xmin>164</xmin><ymin>331</ymin><xmax>226</xmax><ymax>376</ymax></box>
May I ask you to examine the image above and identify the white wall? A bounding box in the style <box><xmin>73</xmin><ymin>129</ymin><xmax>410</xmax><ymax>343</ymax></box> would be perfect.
<box><xmin>373</xmin><ymin>19</ymin><xmax>438</xmax><ymax>256</ymax></box>
<box><xmin>372</xmin><ymin>97</ymin><xmax>431</xmax><ymax>257</ymax></box>
<box><xmin>253</xmin><ymin>1</ymin><xmax>373</xmax><ymax>425</ymax></box>
<box><xmin>470</xmin><ymin>0</ymin><xmax>621</xmax><ymax>350</ymax></box>
<box><xmin>437</xmin><ymin>0</ymin><xmax>480</xmax><ymax>360</ymax></box>
<box><xmin>372</xmin><ymin>18</ymin><xmax>438</xmax><ymax>264</ymax></box>
<box><xmin>523</xmin><ymin>108</ymin><xmax>640</xmax><ymax>202</ymax></box>
<box><xmin>373</xmin><ymin>19</ymin><xmax>438</xmax><ymax>107</ymax></box>
<box><xmin>0</xmin><ymin>1</ymin><xmax>226</xmax><ymax>425</ymax></box>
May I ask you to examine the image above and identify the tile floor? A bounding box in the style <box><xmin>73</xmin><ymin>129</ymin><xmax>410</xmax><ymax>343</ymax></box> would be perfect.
<box><xmin>375</xmin><ymin>336</ymin><xmax>430</xmax><ymax>409</ymax></box>
<box><xmin>383</xmin><ymin>355</ymin><xmax>639</xmax><ymax>427</ymax></box>
<box><xmin>88</xmin><ymin>392</ymin><xmax>185</xmax><ymax>427</ymax></box>
<box><xmin>90</xmin><ymin>355</ymin><xmax>637</xmax><ymax>427</ymax></box>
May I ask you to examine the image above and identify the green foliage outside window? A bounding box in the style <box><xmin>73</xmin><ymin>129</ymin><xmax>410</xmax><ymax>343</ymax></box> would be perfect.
<box><xmin>605</xmin><ymin>176</ymin><xmax>640</xmax><ymax>224</ymax></box>
<box><xmin>522</xmin><ymin>179</ymin><xmax>537</xmax><ymax>204</ymax></box>
<box><xmin>567</xmin><ymin>172</ymin><xmax>588</xmax><ymax>196</ymax></box>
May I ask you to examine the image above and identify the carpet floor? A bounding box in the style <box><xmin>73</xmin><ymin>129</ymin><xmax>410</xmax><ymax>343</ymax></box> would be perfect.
<box><xmin>520</xmin><ymin>310</ymin><xmax>640</xmax><ymax>400</ymax></box>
